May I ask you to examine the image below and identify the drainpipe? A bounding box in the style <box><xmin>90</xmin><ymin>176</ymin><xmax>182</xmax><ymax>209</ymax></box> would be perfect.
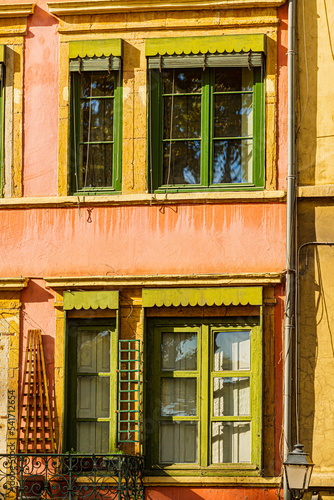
<box><xmin>284</xmin><ymin>0</ymin><xmax>296</xmax><ymax>498</ymax></box>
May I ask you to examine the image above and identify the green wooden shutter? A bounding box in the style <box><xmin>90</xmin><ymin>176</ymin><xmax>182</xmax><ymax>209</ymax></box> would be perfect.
<box><xmin>117</xmin><ymin>339</ymin><xmax>141</xmax><ymax>444</ymax></box>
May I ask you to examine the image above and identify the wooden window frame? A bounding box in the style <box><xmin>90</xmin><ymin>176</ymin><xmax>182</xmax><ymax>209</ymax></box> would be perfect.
<box><xmin>148</xmin><ymin>62</ymin><xmax>265</xmax><ymax>193</ymax></box>
<box><xmin>69</xmin><ymin>51</ymin><xmax>122</xmax><ymax>196</ymax></box>
<box><xmin>145</xmin><ymin>317</ymin><xmax>262</xmax><ymax>475</ymax></box>
<box><xmin>65</xmin><ymin>318</ymin><xmax>118</xmax><ymax>453</ymax></box>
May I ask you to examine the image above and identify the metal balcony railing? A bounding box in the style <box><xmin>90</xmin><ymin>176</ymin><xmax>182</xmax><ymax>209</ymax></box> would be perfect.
<box><xmin>0</xmin><ymin>454</ymin><xmax>144</xmax><ymax>500</ymax></box>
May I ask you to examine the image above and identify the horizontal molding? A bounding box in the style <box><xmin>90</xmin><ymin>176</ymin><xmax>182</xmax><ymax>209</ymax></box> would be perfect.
<box><xmin>0</xmin><ymin>278</ymin><xmax>28</xmax><ymax>290</ymax></box>
<box><xmin>48</xmin><ymin>0</ymin><xmax>286</xmax><ymax>15</ymax></box>
<box><xmin>0</xmin><ymin>3</ymin><xmax>35</xmax><ymax>18</ymax></box>
<box><xmin>143</xmin><ymin>476</ymin><xmax>281</xmax><ymax>487</ymax></box>
<box><xmin>297</xmin><ymin>184</ymin><xmax>334</xmax><ymax>199</ymax></box>
<box><xmin>0</xmin><ymin>190</ymin><xmax>286</xmax><ymax>209</ymax></box>
<box><xmin>45</xmin><ymin>273</ymin><xmax>284</xmax><ymax>289</ymax></box>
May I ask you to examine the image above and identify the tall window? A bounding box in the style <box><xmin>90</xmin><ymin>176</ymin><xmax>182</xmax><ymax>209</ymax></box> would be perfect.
<box><xmin>146</xmin><ymin>319</ymin><xmax>262</xmax><ymax>471</ymax></box>
<box><xmin>69</xmin><ymin>42</ymin><xmax>122</xmax><ymax>195</ymax></box>
<box><xmin>66</xmin><ymin>319</ymin><xmax>118</xmax><ymax>453</ymax></box>
<box><xmin>147</xmin><ymin>36</ymin><xmax>265</xmax><ymax>192</ymax></box>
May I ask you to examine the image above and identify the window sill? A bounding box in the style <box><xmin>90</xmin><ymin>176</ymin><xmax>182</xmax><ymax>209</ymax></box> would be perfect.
<box><xmin>0</xmin><ymin>190</ymin><xmax>286</xmax><ymax>208</ymax></box>
<box><xmin>143</xmin><ymin>475</ymin><xmax>281</xmax><ymax>486</ymax></box>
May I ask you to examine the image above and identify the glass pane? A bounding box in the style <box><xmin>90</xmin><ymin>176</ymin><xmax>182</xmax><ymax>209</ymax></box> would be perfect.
<box><xmin>161</xmin><ymin>332</ymin><xmax>197</xmax><ymax>370</ymax></box>
<box><xmin>77</xmin><ymin>422</ymin><xmax>109</xmax><ymax>454</ymax></box>
<box><xmin>211</xmin><ymin>422</ymin><xmax>251</xmax><ymax>463</ymax></box>
<box><xmin>79</xmin><ymin>143</ymin><xmax>113</xmax><ymax>188</ymax></box>
<box><xmin>77</xmin><ymin>330</ymin><xmax>110</xmax><ymax>373</ymax></box>
<box><xmin>213</xmin><ymin>377</ymin><xmax>250</xmax><ymax>416</ymax></box>
<box><xmin>214</xmin><ymin>67</ymin><xmax>253</xmax><ymax>92</ymax></box>
<box><xmin>164</xmin><ymin>95</ymin><xmax>201</xmax><ymax>140</ymax></box>
<box><xmin>161</xmin><ymin>378</ymin><xmax>197</xmax><ymax>416</ymax></box>
<box><xmin>81</xmin><ymin>98</ymin><xmax>113</xmax><ymax>142</ymax></box>
<box><xmin>163</xmin><ymin>69</ymin><xmax>202</xmax><ymax>94</ymax></box>
<box><xmin>81</xmin><ymin>72</ymin><xmax>115</xmax><ymax>98</ymax></box>
<box><xmin>77</xmin><ymin>376</ymin><xmax>110</xmax><ymax>418</ymax></box>
<box><xmin>160</xmin><ymin>422</ymin><xmax>198</xmax><ymax>463</ymax></box>
<box><xmin>212</xmin><ymin>139</ymin><xmax>252</xmax><ymax>184</ymax></box>
<box><xmin>213</xmin><ymin>331</ymin><xmax>250</xmax><ymax>371</ymax></box>
<box><xmin>162</xmin><ymin>140</ymin><xmax>201</xmax><ymax>185</ymax></box>
<box><xmin>214</xmin><ymin>94</ymin><xmax>253</xmax><ymax>138</ymax></box>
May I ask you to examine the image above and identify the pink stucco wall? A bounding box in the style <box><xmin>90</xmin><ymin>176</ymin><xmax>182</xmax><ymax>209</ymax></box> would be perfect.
<box><xmin>23</xmin><ymin>0</ymin><xmax>59</xmax><ymax>197</ymax></box>
<box><xmin>0</xmin><ymin>203</ymin><xmax>285</xmax><ymax>277</ymax></box>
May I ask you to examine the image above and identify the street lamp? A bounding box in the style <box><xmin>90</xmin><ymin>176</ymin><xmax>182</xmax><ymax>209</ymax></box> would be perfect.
<box><xmin>283</xmin><ymin>444</ymin><xmax>314</xmax><ymax>499</ymax></box>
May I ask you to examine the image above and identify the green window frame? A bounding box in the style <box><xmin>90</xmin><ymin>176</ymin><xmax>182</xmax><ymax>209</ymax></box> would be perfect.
<box><xmin>145</xmin><ymin>318</ymin><xmax>262</xmax><ymax>474</ymax></box>
<box><xmin>147</xmin><ymin>35</ymin><xmax>265</xmax><ymax>193</ymax></box>
<box><xmin>65</xmin><ymin>318</ymin><xmax>118</xmax><ymax>453</ymax></box>
<box><xmin>69</xmin><ymin>40</ymin><xmax>122</xmax><ymax>195</ymax></box>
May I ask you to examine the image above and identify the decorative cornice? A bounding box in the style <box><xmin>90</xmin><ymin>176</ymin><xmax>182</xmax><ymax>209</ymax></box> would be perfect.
<box><xmin>0</xmin><ymin>278</ymin><xmax>29</xmax><ymax>291</ymax></box>
<box><xmin>48</xmin><ymin>0</ymin><xmax>286</xmax><ymax>16</ymax></box>
<box><xmin>0</xmin><ymin>191</ymin><xmax>286</xmax><ymax>209</ymax></box>
<box><xmin>45</xmin><ymin>273</ymin><xmax>284</xmax><ymax>289</ymax></box>
<box><xmin>0</xmin><ymin>4</ymin><xmax>35</xmax><ymax>18</ymax></box>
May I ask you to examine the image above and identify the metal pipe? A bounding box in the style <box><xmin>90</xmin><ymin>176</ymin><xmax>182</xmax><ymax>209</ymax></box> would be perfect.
<box><xmin>284</xmin><ymin>0</ymin><xmax>297</xmax><ymax>498</ymax></box>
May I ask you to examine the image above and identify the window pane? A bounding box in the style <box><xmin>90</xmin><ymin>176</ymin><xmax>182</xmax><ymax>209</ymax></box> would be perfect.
<box><xmin>213</xmin><ymin>331</ymin><xmax>250</xmax><ymax>371</ymax></box>
<box><xmin>212</xmin><ymin>422</ymin><xmax>251</xmax><ymax>463</ymax></box>
<box><xmin>164</xmin><ymin>95</ymin><xmax>201</xmax><ymax>139</ymax></box>
<box><xmin>77</xmin><ymin>422</ymin><xmax>109</xmax><ymax>454</ymax></box>
<box><xmin>77</xmin><ymin>330</ymin><xmax>110</xmax><ymax>373</ymax></box>
<box><xmin>77</xmin><ymin>376</ymin><xmax>110</xmax><ymax>418</ymax></box>
<box><xmin>163</xmin><ymin>140</ymin><xmax>201</xmax><ymax>185</ymax></box>
<box><xmin>81</xmin><ymin>72</ymin><xmax>115</xmax><ymax>98</ymax></box>
<box><xmin>81</xmin><ymin>98</ymin><xmax>113</xmax><ymax>142</ymax></box>
<box><xmin>163</xmin><ymin>69</ymin><xmax>202</xmax><ymax>94</ymax></box>
<box><xmin>212</xmin><ymin>139</ymin><xmax>252</xmax><ymax>184</ymax></box>
<box><xmin>214</xmin><ymin>94</ymin><xmax>253</xmax><ymax>138</ymax></box>
<box><xmin>214</xmin><ymin>67</ymin><xmax>253</xmax><ymax>92</ymax></box>
<box><xmin>213</xmin><ymin>377</ymin><xmax>250</xmax><ymax>416</ymax></box>
<box><xmin>161</xmin><ymin>378</ymin><xmax>197</xmax><ymax>416</ymax></box>
<box><xmin>79</xmin><ymin>143</ymin><xmax>113</xmax><ymax>188</ymax></box>
<box><xmin>161</xmin><ymin>332</ymin><xmax>197</xmax><ymax>370</ymax></box>
<box><xmin>160</xmin><ymin>422</ymin><xmax>198</xmax><ymax>463</ymax></box>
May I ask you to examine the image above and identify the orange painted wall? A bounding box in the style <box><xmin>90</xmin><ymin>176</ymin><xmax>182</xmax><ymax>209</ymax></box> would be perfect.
<box><xmin>277</xmin><ymin>3</ymin><xmax>289</xmax><ymax>191</ymax></box>
<box><xmin>0</xmin><ymin>203</ymin><xmax>285</xmax><ymax>277</ymax></box>
<box><xmin>145</xmin><ymin>487</ymin><xmax>281</xmax><ymax>500</ymax></box>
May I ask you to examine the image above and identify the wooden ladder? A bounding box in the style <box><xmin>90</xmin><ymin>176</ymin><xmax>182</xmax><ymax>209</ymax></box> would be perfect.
<box><xmin>17</xmin><ymin>329</ymin><xmax>56</xmax><ymax>452</ymax></box>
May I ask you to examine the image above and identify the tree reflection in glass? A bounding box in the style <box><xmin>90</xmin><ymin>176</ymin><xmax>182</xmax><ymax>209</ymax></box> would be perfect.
<box><xmin>78</xmin><ymin>72</ymin><xmax>115</xmax><ymax>189</ymax></box>
<box><xmin>213</xmin><ymin>68</ymin><xmax>253</xmax><ymax>184</ymax></box>
<box><xmin>161</xmin><ymin>332</ymin><xmax>197</xmax><ymax>371</ymax></box>
<box><xmin>162</xmin><ymin>69</ymin><xmax>202</xmax><ymax>185</ymax></box>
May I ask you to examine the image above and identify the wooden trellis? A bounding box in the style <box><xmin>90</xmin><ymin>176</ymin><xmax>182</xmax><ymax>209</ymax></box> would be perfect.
<box><xmin>17</xmin><ymin>329</ymin><xmax>56</xmax><ymax>452</ymax></box>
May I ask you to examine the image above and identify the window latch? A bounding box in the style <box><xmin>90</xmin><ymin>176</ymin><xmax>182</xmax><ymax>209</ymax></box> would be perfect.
<box><xmin>159</xmin><ymin>54</ymin><xmax>162</xmax><ymax>73</ymax></box>
<box><xmin>203</xmin><ymin>53</ymin><xmax>206</xmax><ymax>71</ymax></box>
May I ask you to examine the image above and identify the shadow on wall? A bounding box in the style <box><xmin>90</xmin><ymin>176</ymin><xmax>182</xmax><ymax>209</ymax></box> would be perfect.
<box><xmin>296</xmin><ymin>0</ymin><xmax>318</xmax><ymax>186</ymax></box>
<box><xmin>298</xmin><ymin>200</ymin><xmax>334</xmax><ymax>468</ymax></box>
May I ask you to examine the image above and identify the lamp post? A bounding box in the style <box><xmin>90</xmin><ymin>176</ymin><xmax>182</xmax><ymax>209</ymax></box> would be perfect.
<box><xmin>283</xmin><ymin>444</ymin><xmax>314</xmax><ymax>499</ymax></box>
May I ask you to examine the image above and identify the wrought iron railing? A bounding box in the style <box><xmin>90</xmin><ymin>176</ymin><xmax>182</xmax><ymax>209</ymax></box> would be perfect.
<box><xmin>0</xmin><ymin>454</ymin><xmax>144</xmax><ymax>500</ymax></box>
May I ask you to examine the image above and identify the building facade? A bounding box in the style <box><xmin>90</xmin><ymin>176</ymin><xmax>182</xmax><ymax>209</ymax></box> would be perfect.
<box><xmin>0</xmin><ymin>0</ymin><xmax>290</xmax><ymax>499</ymax></box>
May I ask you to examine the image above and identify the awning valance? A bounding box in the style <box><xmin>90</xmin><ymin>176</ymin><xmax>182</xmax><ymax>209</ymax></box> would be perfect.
<box><xmin>145</xmin><ymin>34</ymin><xmax>266</xmax><ymax>57</ymax></box>
<box><xmin>0</xmin><ymin>45</ymin><xmax>5</xmax><ymax>64</ymax></box>
<box><xmin>142</xmin><ymin>287</ymin><xmax>262</xmax><ymax>308</ymax></box>
<box><xmin>69</xmin><ymin>39</ymin><xmax>123</xmax><ymax>59</ymax></box>
<box><xmin>63</xmin><ymin>291</ymin><xmax>119</xmax><ymax>310</ymax></box>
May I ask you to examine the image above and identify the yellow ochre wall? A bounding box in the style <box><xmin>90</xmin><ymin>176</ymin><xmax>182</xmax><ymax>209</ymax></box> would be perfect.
<box><xmin>297</xmin><ymin>0</ymin><xmax>334</xmax><ymax>494</ymax></box>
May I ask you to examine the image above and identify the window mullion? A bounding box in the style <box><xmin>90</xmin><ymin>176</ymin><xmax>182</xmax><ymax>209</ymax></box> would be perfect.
<box><xmin>200</xmin><ymin>324</ymin><xmax>209</xmax><ymax>467</ymax></box>
<box><xmin>201</xmin><ymin>70</ymin><xmax>210</xmax><ymax>187</ymax></box>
